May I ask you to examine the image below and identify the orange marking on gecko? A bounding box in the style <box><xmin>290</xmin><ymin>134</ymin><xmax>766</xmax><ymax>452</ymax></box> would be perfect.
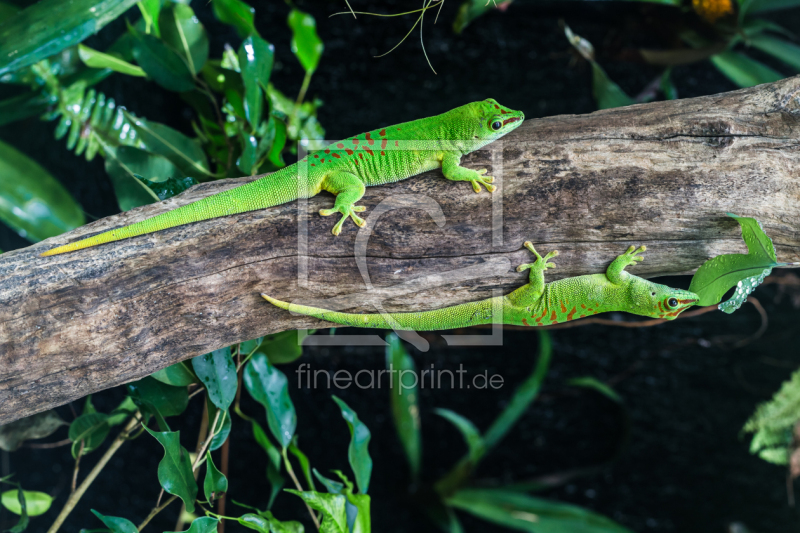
<box><xmin>522</xmin><ymin>318</ymin><xmax>530</xmax><ymax>326</ymax></box>
<box><xmin>678</xmin><ymin>299</ymin><xmax>697</xmax><ymax>304</ymax></box>
<box><xmin>567</xmin><ymin>307</ymin><xmax>577</xmax><ymax>321</ymax></box>
<box><xmin>352</xmin><ymin>138</ymin><xmax>359</xmax><ymax>145</ymax></box>
<box><xmin>314</xmin><ymin>154</ymin><xmax>319</xmax><ymax>158</ymax></box>
<box><xmin>657</xmin><ymin>302</ymin><xmax>664</xmax><ymax>312</ymax></box>
<box><xmin>380</xmin><ymin>151</ymin><xmax>385</xmax><ymax>156</ymax></box>
<box><xmin>379</xmin><ymin>128</ymin><xmax>386</xmax><ymax>136</ymax></box>
<box><xmin>364</xmin><ymin>146</ymin><xmax>374</xmax><ymax>156</ymax></box>
<box><xmin>537</xmin><ymin>308</ymin><xmax>548</xmax><ymax>320</ymax></box>
<box><xmin>358</xmin><ymin>153</ymin><xmax>363</xmax><ymax>159</ymax></box>
<box><xmin>345</xmin><ymin>148</ymin><xmax>354</xmax><ymax>155</ymax></box>
<box><xmin>336</xmin><ymin>143</ymin><xmax>344</xmax><ymax>149</ymax></box>
<box><xmin>559</xmin><ymin>301</ymin><xmax>567</xmax><ymax>313</ymax></box>
<box><xmin>310</xmin><ymin>164</ymin><xmax>315</xmax><ymax>167</ymax></box>
<box><xmin>581</xmin><ymin>304</ymin><xmax>586</xmax><ymax>309</ymax></box>
<box><xmin>320</xmin><ymin>159</ymin><xmax>325</xmax><ymax>163</ymax></box>
<box><xmin>395</xmin><ymin>141</ymin><xmax>399</xmax><ymax>147</ymax></box>
<box><xmin>332</xmin><ymin>153</ymin><xmax>341</xmax><ymax>159</ymax></box>
<box><xmin>550</xmin><ymin>310</ymin><xmax>557</xmax><ymax>322</ymax></box>
<box><xmin>580</xmin><ymin>314</ymin><xmax>586</xmax><ymax>318</ymax></box>
<box><xmin>365</xmin><ymin>132</ymin><xmax>374</xmax><ymax>145</ymax></box>
<box><xmin>381</xmin><ymin>138</ymin><xmax>387</xmax><ymax>149</ymax></box>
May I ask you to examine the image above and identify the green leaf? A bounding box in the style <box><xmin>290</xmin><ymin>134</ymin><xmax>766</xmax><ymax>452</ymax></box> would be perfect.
<box><xmin>127</xmin><ymin>376</ymin><xmax>189</xmax><ymax>418</ymax></box>
<box><xmin>144</xmin><ymin>427</ymin><xmax>198</xmax><ymax>513</ymax></box>
<box><xmin>160</xmin><ymin>3</ymin><xmax>209</xmax><ymax>76</ymax></box>
<box><xmin>252</xmin><ymin>421</ymin><xmax>282</xmax><ymax>469</ymax></box>
<box><xmin>0</xmin><ymin>410</ymin><xmax>65</xmax><ymax>452</ymax></box>
<box><xmin>0</xmin><ymin>92</ymin><xmax>53</xmax><ymax>128</ymax></box>
<box><xmin>385</xmin><ymin>334</ymin><xmax>421</xmax><ymax>479</ymax></box>
<box><xmin>1</xmin><ymin>490</ymin><xmax>51</xmax><ymax>517</ymax></box>
<box><xmin>68</xmin><ymin>412</ymin><xmax>109</xmax><ymax>457</ymax></box>
<box><xmin>4</xmin><ymin>485</ymin><xmax>28</xmax><ymax>533</ymax></box>
<box><xmin>244</xmin><ymin>353</ymin><xmax>296</xmax><ymax>448</ymax></box>
<box><xmin>331</xmin><ymin>396</ymin><xmax>372</xmax><ymax>494</ymax></box>
<box><xmin>434</xmin><ymin>409</ymin><xmax>485</xmax><ymax>464</ymax></box>
<box><xmin>289</xmin><ymin>440</ymin><xmax>316</xmax><ymax>491</ymax></box>
<box><xmin>103</xmin><ymin>146</ymin><xmax>171</xmax><ymax>211</ymax></box>
<box><xmin>568</xmin><ymin>377</ymin><xmax>622</xmax><ymax>403</ymax></box>
<box><xmin>448</xmin><ymin>488</ymin><xmax>634</xmax><ymax>533</ymax></box>
<box><xmin>138</xmin><ymin>175</ymin><xmax>199</xmax><ymax>201</ymax></box>
<box><xmin>212</xmin><ymin>0</ymin><xmax>257</xmax><ymax>38</ymax></box>
<box><xmin>123</xmin><ymin>111</ymin><xmax>211</xmax><ymax>176</ymax></box>
<box><xmin>77</xmin><ymin>44</ymin><xmax>145</xmax><ymax>77</ymax></box>
<box><xmin>107</xmin><ymin>397</ymin><xmax>137</xmax><ymax>427</ymax></box>
<box><xmin>208</xmin><ymin>407</ymin><xmax>232</xmax><ymax>452</ymax></box>
<box><xmin>151</xmin><ymin>361</ymin><xmax>199</xmax><ymax>386</ymax></box>
<box><xmin>453</xmin><ymin>0</ymin><xmax>502</xmax><ymax>34</ymax></box>
<box><xmin>137</xmin><ymin>0</ymin><xmax>162</xmax><ymax>36</ymax></box>
<box><xmin>238</xmin><ymin>35</ymin><xmax>274</xmax><ymax>128</ymax></box>
<box><xmin>238</xmin><ymin>514</ymin><xmax>271</xmax><ymax>533</ymax></box>
<box><xmin>313</xmin><ymin>469</ymin><xmax>344</xmax><ymax>494</ymax></box>
<box><xmin>257</xmin><ymin>330</ymin><xmax>304</xmax><ymax>364</ymax></box>
<box><xmin>483</xmin><ymin>330</ymin><xmax>552</xmax><ymax>450</ymax></box>
<box><xmin>744</xmin><ymin>0</ymin><xmax>800</xmax><ymax>14</ymax></box>
<box><xmin>0</xmin><ymin>139</ymin><xmax>85</xmax><ymax>242</ymax></box>
<box><xmin>0</xmin><ymin>0</ymin><xmax>139</xmax><ymax>76</ymax></box>
<box><xmin>748</xmin><ymin>34</ymin><xmax>800</xmax><ymax>71</ymax></box>
<box><xmin>285</xmin><ymin>491</ymin><xmax>347</xmax><ymax>533</ymax></box>
<box><xmin>238</xmin><ymin>132</ymin><xmax>259</xmax><ymax>175</ymax></box>
<box><xmin>192</xmin><ymin>347</ymin><xmax>237</xmax><ymax>411</ymax></box>
<box><xmin>0</xmin><ymin>2</ymin><xmax>19</xmax><ymax>20</ymax></box>
<box><xmin>203</xmin><ymin>452</ymin><xmax>228</xmax><ymax>502</ymax></box>
<box><xmin>90</xmin><ymin>510</ymin><xmax>138</xmax><ymax>533</ymax></box>
<box><xmin>288</xmin><ymin>10</ymin><xmax>323</xmax><ymax>74</ymax></box>
<box><xmin>710</xmin><ymin>51</ymin><xmax>783</xmax><ymax>88</ymax></box>
<box><xmin>169</xmin><ymin>517</ymin><xmax>220</xmax><ymax>533</ymax></box>
<box><xmin>130</xmin><ymin>26</ymin><xmax>196</xmax><ymax>92</ymax></box>
<box><xmin>592</xmin><ymin>63</ymin><xmax>635</xmax><ymax>110</ymax></box>
<box><xmin>688</xmin><ymin>213</ymin><xmax>782</xmax><ymax>310</ymax></box>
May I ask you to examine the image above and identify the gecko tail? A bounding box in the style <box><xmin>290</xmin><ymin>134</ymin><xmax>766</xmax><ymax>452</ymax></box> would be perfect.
<box><xmin>41</xmin><ymin>169</ymin><xmax>302</xmax><ymax>257</ymax></box>
<box><xmin>261</xmin><ymin>293</ymin><xmax>501</xmax><ymax>331</ymax></box>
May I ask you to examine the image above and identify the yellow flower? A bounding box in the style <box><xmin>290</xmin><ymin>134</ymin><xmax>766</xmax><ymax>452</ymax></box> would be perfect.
<box><xmin>692</xmin><ymin>0</ymin><xmax>734</xmax><ymax>23</ymax></box>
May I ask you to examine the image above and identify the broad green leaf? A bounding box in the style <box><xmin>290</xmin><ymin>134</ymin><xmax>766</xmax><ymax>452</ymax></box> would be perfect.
<box><xmin>144</xmin><ymin>427</ymin><xmax>198</xmax><ymax>512</ymax></box>
<box><xmin>238</xmin><ymin>133</ymin><xmax>259</xmax><ymax>175</ymax></box>
<box><xmin>285</xmin><ymin>491</ymin><xmax>347</xmax><ymax>533</ymax></box>
<box><xmin>212</xmin><ymin>0</ymin><xmax>257</xmax><ymax>38</ymax></box>
<box><xmin>123</xmin><ymin>111</ymin><xmax>211</xmax><ymax>176</ymax></box>
<box><xmin>208</xmin><ymin>406</ymin><xmax>232</xmax><ymax>452</ymax></box>
<box><xmin>313</xmin><ymin>469</ymin><xmax>344</xmax><ymax>494</ymax></box>
<box><xmin>137</xmin><ymin>0</ymin><xmax>162</xmax><ymax>36</ymax></box>
<box><xmin>130</xmin><ymin>26</ymin><xmax>195</xmax><ymax>92</ymax></box>
<box><xmin>77</xmin><ymin>44</ymin><xmax>145</xmax><ymax>77</ymax></box>
<box><xmin>266</xmin><ymin>84</ymin><xmax>325</xmax><ymax>143</ymax></box>
<box><xmin>1</xmin><ymin>490</ymin><xmax>51</xmax><ymax>517</ymax></box>
<box><xmin>238</xmin><ymin>514</ymin><xmax>271</xmax><ymax>533</ymax></box>
<box><xmin>240</xmin><ymin>336</ymin><xmax>263</xmax><ymax>354</ymax></box>
<box><xmin>0</xmin><ymin>92</ymin><xmax>53</xmax><ymax>127</ymax></box>
<box><xmin>0</xmin><ymin>0</ymin><xmax>139</xmax><ymax>76</ymax></box>
<box><xmin>434</xmin><ymin>409</ymin><xmax>485</xmax><ymax>463</ymax></box>
<box><xmin>160</xmin><ymin>3</ymin><xmax>209</xmax><ymax>76</ymax></box>
<box><xmin>68</xmin><ymin>412</ymin><xmax>109</xmax><ymax>457</ymax></box>
<box><xmin>169</xmin><ymin>517</ymin><xmax>220</xmax><ymax>533</ymax></box>
<box><xmin>710</xmin><ymin>51</ymin><xmax>783</xmax><ymax>88</ymax></box>
<box><xmin>385</xmin><ymin>334</ymin><xmax>421</xmax><ymax>479</ymax></box>
<box><xmin>104</xmin><ymin>146</ymin><xmax>171</xmax><ymax>211</ymax></box>
<box><xmin>203</xmin><ymin>452</ymin><xmax>228</xmax><ymax>502</ymax></box>
<box><xmin>257</xmin><ymin>330</ymin><xmax>304</xmax><ymax>364</ymax></box>
<box><xmin>90</xmin><ymin>510</ymin><xmax>138</xmax><ymax>533</ymax></box>
<box><xmin>568</xmin><ymin>377</ymin><xmax>622</xmax><ymax>403</ymax></box>
<box><xmin>138</xmin><ymin>175</ymin><xmax>199</xmax><ymax>201</ymax></box>
<box><xmin>252</xmin><ymin>421</ymin><xmax>281</xmax><ymax>469</ymax></box>
<box><xmin>748</xmin><ymin>34</ymin><xmax>800</xmax><ymax>71</ymax></box>
<box><xmin>592</xmin><ymin>63</ymin><xmax>635</xmax><ymax>110</ymax></box>
<box><xmin>151</xmin><ymin>361</ymin><xmax>199</xmax><ymax>386</ymax></box>
<box><xmin>288</xmin><ymin>10</ymin><xmax>323</xmax><ymax>74</ymax></box>
<box><xmin>127</xmin><ymin>376</ymin><xmax>189</xmax><ymax>418</ymax></box>
<box><xmin>193</xmin><ymin>347</ymin><xmax>237</xmax><ymax>411</ymax></box>
<box><xmin>0</xmin><ymin>2</ymin><xmax>19</xmax><ymax>20</ymax></box>
<box><xmin>266</xmin><ymin>114</ymin><xmax>287</xmax><ymax>168</ymax></box>
<box><xmin>107</xmin><ymin>397</ymin><xmax>137</xmax><ymax>427</ymax></box>
<box><xmin>0</xmin><ymin>410</ymin><xmax>65</xmax><ymax>452</ymax></box>
<box><xmin>660</xmin><ymin>68</ymin><xmax>678</xmax><ymax>100</ymax></box>
<box><xmin>345</xmin><ymin>493</ymin><xmax>370</xmax><ymax>533</ymax></box>
<box><xmin>238</xmin><ymin>35</ymin><xmax>274</xmax><ymax>128</ymax></box>
<box><xmin>265</xmin><ymin>461</ymin><xmax>284</xmax><ymax>509</ymax></box>
<box><xmin>453</xmin><ymin>0</ymin><xmax>502</xmax><ymax>34</ymax></box>
<box><xmin>448</xmin><ymin>488</ymin><xmax>633</xmax><ymax>533</ymax></box>
<box><xmin>689</xmin><ymin>213</ymin><xmax>783</xmax><ymax>311</ymax></box>
<box><xmin>483</xmin><ymin>330</ymin><xmax>552</xmax><ymax>450</ymax></box>
<box><xmin>244</xmin><ymin>353</ymin><xmax>296</xmax><ymax>448</ymax></box>
<box><xmin>4</xmin><ymin>485</ymin><xmax>27</xmax><ymax>533</ymax></box>
<box><xmin>331</xmin><ymin>396</ymin><xmax>372</xmax><ymax>494</ymax></box>
<box><xmin>0</xmin><ymin>140</ymin><xmax>84</xmax><ymax>242</ymax></box>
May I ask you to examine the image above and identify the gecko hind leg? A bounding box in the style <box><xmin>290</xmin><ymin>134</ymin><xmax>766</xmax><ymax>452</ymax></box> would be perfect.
<box><xmin>606</xmin><ymin>245</ymin><xmax>646</xmax><ymax>284</ymax></box>
<box><xmin>319</xmin><ymin>171</ymin><xmax>367</xmax><ymax>236</ymax></box>
<box><xmin>507</xmin><ymin>241</ymin><xmax>558</xmax><ymax>306</ymax></box>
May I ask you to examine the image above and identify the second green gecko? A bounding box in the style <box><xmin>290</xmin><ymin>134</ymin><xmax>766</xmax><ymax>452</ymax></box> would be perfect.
<box><xmin>41</xmin><ymin>99</ymin><xmax>524</xmax><ymax>256</ymax></box>
<box><xmin>262</xmin><ymin>243</ymin><xmax>700</xmax><ymax>329</ymax></box>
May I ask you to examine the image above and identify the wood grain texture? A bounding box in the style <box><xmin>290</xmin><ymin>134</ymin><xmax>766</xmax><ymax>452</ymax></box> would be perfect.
<box><xmin>2</xmin><ymin>77</ymin><xmax>800</xmax><ymax>424</ymax></box>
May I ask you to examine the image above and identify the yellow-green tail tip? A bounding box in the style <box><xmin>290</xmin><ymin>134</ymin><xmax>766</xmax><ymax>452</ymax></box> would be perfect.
<box><xmin>261</xmin><ymin>294</ymin><xmax>290</xmax><ymax>309</ymax></box>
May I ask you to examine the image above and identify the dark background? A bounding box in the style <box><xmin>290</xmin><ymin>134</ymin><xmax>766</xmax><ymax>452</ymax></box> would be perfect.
<box><xmin>2</xmin><ymin>0</ymin><xmax>800</xmax><ymax>532</ymax></box>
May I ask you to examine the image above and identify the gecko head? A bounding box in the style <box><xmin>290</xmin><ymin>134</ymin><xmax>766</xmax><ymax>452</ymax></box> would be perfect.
<box><xmin>457</xmin><ymin>99</ymin><xmax>524</xmax><ymax>147</ymax></box>
<box><xmin>629</xmin><ymin>280</ymin><xmax>699</xmax><ymax>320</ymax></box>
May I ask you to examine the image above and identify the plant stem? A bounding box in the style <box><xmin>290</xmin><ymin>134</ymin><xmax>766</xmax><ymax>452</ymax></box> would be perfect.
<box><xmin>71</xmin><ymin>440</ymin><xmax>84</xmax><ymax>493</ymax></box>
<box><xmin>137</xmin><ymin>494</ymin><xmax>178</xmax><ymax>532</ymax></box>
<box><xmin>282</xmin><ymin>447</ymin><xmax>320</xmax><ymax>530</ymax></box>
<box><xmin>46</xmin><ymin>415</ymin><xmax>140</xmax><ymax>533</ymax></box>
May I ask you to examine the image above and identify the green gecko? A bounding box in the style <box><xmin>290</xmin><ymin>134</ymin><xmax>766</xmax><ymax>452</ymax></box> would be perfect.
<box><xmin>262</xmin><ymin>243</ymin><xmax>700</xmax><ymax>329</ymax></box>
<box><xmin>40</xmin><ymin>99</ymin><xmax>524</xmax><ymax>256</ymax></box>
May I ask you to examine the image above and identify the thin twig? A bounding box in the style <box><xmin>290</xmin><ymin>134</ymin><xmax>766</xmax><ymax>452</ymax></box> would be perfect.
<box><xmin>46</xmin><ymin>415</ymin><xmax>141</xmax><ymax>533</ymax></box>
<box><xmin>137</xmin><ymin>494</ymin><xmax>178</xmax><ymax>532</ymax></box>
<box><xmin>71</xmin><ymin>440</ymin><xmax>84</xmax><ymax>493</ymax></box>
<box><xmin>26</xmin><ymin>439</ymin><xmax>72</xmax><ymax>449</ymax></box>
<box><xmin>282</xmin><ymin>447</ymin><xmax>321</xmax><ymax>530</ymax></box>
<box><xmin>218</xmin><ymin>437</ymin><xmax>230</xmax><ymax>533</ymax></box>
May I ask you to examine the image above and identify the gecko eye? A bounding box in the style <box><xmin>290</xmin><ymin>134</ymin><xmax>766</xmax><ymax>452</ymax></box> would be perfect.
<box><xmin>667</xmin><ymin>298</ymin><xmax>678</xmax><ymax>308</ymax></box>
<box><xmin>491</xmin><ymin>121</ymin><xmax>502</xmax><ymax>131</ymax></box>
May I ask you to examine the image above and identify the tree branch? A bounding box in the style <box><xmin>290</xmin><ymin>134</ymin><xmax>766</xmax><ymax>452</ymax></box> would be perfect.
<box><xmin>2</xmin><ymin>77</ymin><xmax>800</xmax><ymax>424</ymax></box>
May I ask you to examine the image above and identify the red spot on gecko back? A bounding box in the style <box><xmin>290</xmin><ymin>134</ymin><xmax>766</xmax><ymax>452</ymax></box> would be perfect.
<box><xmin>333</xmin><ymin>153</ymin><xmax>341</xmax><ymax>159</ymax></box>
<box><xmin>311</xmin><ymin>163</ymin><xmax>315</xmax><ymax>167</ymax></box>
<box><xmin>379</xmin><ymin>128</ymin><xmax>386</xmax><ymax>136</ymax></box>
<box><xmin>381</xmin><ymin>138</ymin><xmax>387</xmax><ymax>149</ymax></box>
<box><xmin>336</xmin><ymin>143</ymin><xmax>344</xmax><ymax>149</ymax></box>
<box><xmin>380</xmin><ymin>151</ymin><xmax>385</xmax><ymax>156</ymax></box>
<box><xmin>345</xmin><ymin>148</ymin><xmax>354</xmax><ymax>155</ymax></box>
<box><xmin>567</xmin><ymin>307</ymin><xmax>577</xmax><ymax>321</ymax></box>
<box><xmin>395</xmin><ymin>141</ymin><xmax>399</xmax><ymax>147</ymax></box>
<box><xmin>314</xmin><ymin>154</ymin><xmax>319</xmax><ymax>158</ymax></box>
<box><xmin>494</xmin><ymin>104</ymin><xmax>500</xmax><ymax>109</ymax></box>
<box><xmin>581</xmin><ymin>304</ymin><xmax>586</xmax><ymax>309</ymax></box>
<box><xmin>324</xmin><ymin>150</ymin><xmax>330</xmax><ymax>154</ymax></box>
<box><xmin>559</xmin><ymin>301</ymin><xmax>566</xmax><ymax>313</ymax></box>
<box><xmin>358</xmin><ymin>153</ymin><xmax>363</xmax><ymax>159</ymax></box>
<box><xmin>550</xmin><ymin>310</ymin><xmax>557</xmax><ymax>322</ymax></box>
<box><xmin>320</xmin><ymin>159</ymin><xmax>325</xmax><ymax>163</ymax></box>
<box><xmin>537</xmin><ymin>308</ymin><xmax>548</xmax><ymax>320</ymax></box>
<box><xmin>364</xmin><ymin>146</ymin><xmax>374</xmax><ymax>156</ymax></box>
<box><xmin>352</xmin><ymin>138</ymin><xmax>359</xmax><ymax>145</ymax></box>
<box><xmin>365</xmin><ymin>132</ymin><xmax>374</xmax><ymax>145</ymax></box>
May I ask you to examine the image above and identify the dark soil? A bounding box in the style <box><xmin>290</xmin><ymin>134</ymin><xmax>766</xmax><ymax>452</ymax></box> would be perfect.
<box><xmin>3</xmin><ymin>1</ymin><xmax>800</xmax><ymax>532</ymax></box>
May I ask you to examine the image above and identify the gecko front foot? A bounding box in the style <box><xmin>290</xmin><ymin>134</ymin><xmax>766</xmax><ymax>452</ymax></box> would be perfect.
<box><xmin>606</xmin><ymin>245</ymin><xmax>646</xmax><ymax>284</ymax></box>
<box><xmin>516</xmin><ymin>241</ymin><xmax>558</xmax><ymax>273</ymax></box>
<box><xmin>469</xmin><ymin>169</ymin><xmax>496</xmax><ymax>194</ymax></box>
<box><xmin>319</xmin><ymin>205</ymin><xmax>367</xmax><ymax>235</ymax></box>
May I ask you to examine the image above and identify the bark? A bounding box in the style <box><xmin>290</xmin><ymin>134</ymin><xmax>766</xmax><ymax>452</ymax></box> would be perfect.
<box><xmin>2</xmin><ymin>77</ymin><xmax>800</xmax><ymax>424</ymax></box>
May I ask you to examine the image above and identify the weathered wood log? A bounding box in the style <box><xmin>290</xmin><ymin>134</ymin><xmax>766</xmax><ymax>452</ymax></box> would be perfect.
<box><xmin>2</xmin><ymin>77</ymin><xmax>800</xmax><ymax>424</ymax></box>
